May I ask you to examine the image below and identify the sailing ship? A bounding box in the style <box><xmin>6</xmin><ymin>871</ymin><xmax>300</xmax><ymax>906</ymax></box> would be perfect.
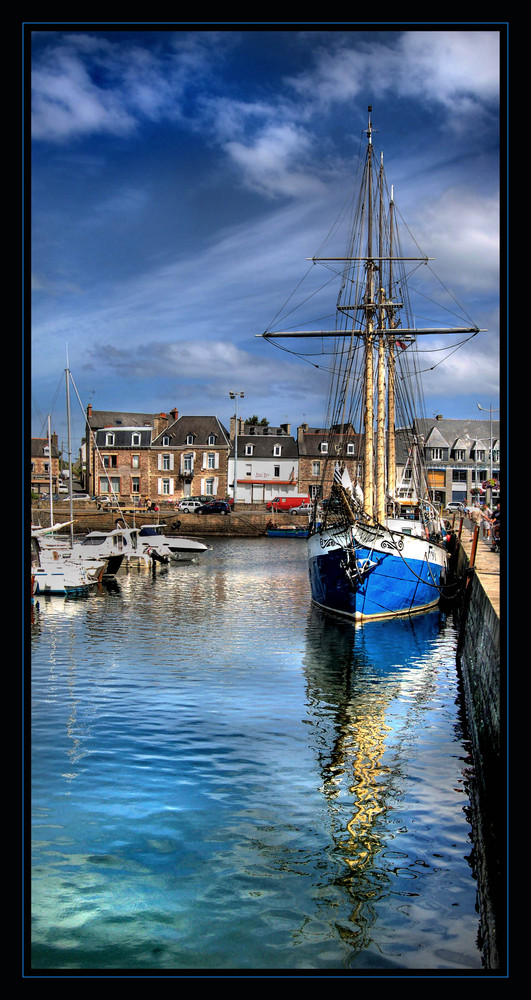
<box><xmin>260</xmin><ymin>107</ymin><xmax>483</xmax><ymax>622</ymax></box>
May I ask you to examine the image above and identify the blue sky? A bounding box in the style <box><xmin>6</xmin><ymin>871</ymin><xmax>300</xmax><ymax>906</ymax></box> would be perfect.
<box><xmin>28</xmin><ymin>25</ymin><xmax>502</xmax><ymax>453</ymax></box>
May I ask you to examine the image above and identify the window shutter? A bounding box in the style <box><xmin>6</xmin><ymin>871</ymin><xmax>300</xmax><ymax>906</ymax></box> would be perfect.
<box><xmin>215</xmin><ymin>453</ymin><xmax>219</xmax><ymax>469</ymax></box>
<box><xmin>214</xmin><ymin>476</ymin><xmax>219</xmax><ymax>493</ymax></box>
<box><xmin>158</xmin><ymin>454</ymin><xmax>162</xmax><ymax>470</ymax></box>
<box><xmin>200</xmin><ymin>478</ymin><xmax>205</xmax><ymax>493</ymax></box>
<box><xmin>170</xmin><ymin>454</ymin><xmax>174</xmax><ymax>471</ymax></box>
<box><xmin>157</xmin><ymin>477</ymin><xmax>162</xmax><ymax>494</ymax></box>
<box><xmin>202</xmin><ymin>452</ymin><xmax>207</xmax><ymax>469</ymax></box>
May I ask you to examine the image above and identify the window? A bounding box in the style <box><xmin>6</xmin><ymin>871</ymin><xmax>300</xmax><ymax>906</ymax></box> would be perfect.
<box><xmin>44</xmin><ymin>462</ymin><xmax>49</xmax><ymax>473</ymax></box>
<box><xmin>347</xmin><ymin>443</ymin><xmax>355</xmax><ymax>455</ymax></box>
<box><xmin>320</xmin><ymin>442</ymin><xmax>328</xmax><ymax>453</ymax></box>
<box><xmin>431</xmin><ymin>448</ymin><xmax>444</xmax><ymax>460</ymax></box>
<box><xmin>453</xmin><ymin>449</ymin><xmax>465</xmax><ymax>461</ymax></box>
<box><xmin>162</xmin><ymin>435</ymin><xmax>170</xmax><ymax>446</ymax></box>
<box><xmin>132</xmin><ymin>455</ymin><xmax>139</xmax><ymax>469</ymax></box>
<box><xmin>131</xmin><ymin>477</ymin><xmax>140</xmax><ymax>494</ymax></box>
<box><xmin>245</xmin><ymin>445</ymin><xmax>253</xmax><ymax>456</ymax></box>
<box><xmin>312</xmin><ymin>461</ymin><xmax>321</xmax><ymax>476</ymax></box>
<box><xmin>100</xmin><ymin>476</ymin><xmax>120</xmax><ymax>494</ymax></box>
<box><xmin>162</xmin><ymin>453</ymin><xmax>171</xmax><ymax>470</ymax></box>
<box><xmin>452</xmin><ymin>469</ymin><xmax>467</xmax><ymax>482</ymax></box>
<box><xmin>205</xmin><ymin>478</ymin><xmax>214</xmax><ymax>495</ymax></box>
<box><xmin>105</xmin><ymin>433</ymin><xmax>115</xmax><ymax>446</ymax></box>
<box><xmin>245</xmin><ymin>464</ymin><xmax>252</xmax><ymax>476</ymax></box>
<box><xmin>103</xmin><ymin>455</ymin><xmax>117</xmax><ymax>468</ymax></box>
<box><xmin>132</xmin><ymin>432</ymin><xmax>141</xmax><ymax>446</ymax></box>
<box><xmin>186</xmin><ymin>434</ymin><xmax>194</xmax><ymax>445</ymax></box>
<box><xmin>274</xmin><ymin>465</ymin><xmax>280</xmax><ymax>478</ymax></box>
<box><xmin>161</xmin><ymin>479</ymin><xmax>171</xmax><ymax>495</ymax></box>
<box><xmin>273</xmin><ymin>445</ymin><xmax>282</xmax><ymax>457</ymax></box>
<box><xmin>184</xmin><ymin>453</ymin><xmax>193</xmax><ymax>473</ymax></box>
<box><xmin>207</xmin><ymin>453</ymin><xmax>216</xmax><ymax>469</ymax></box>
<box><xmin>207</xmin><ymin>434</ymin><xmax>216</xmax><ymax>445</ymax></box>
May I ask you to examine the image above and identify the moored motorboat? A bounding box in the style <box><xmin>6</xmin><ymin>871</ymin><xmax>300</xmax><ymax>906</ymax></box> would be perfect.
<box><xmin>137</xmin><ymin>524</ymin><xmax>208</xmax><ymax>563</ymax></box>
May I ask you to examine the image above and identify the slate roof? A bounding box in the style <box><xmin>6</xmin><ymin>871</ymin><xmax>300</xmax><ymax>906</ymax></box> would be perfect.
<box><xmin>152</xmin><ymin>415</ymin><xmax>230</xmax><ymax>447</ymax></box>
<box><xmin>87</xmin><ymin>409</ymin><xmax>158</xmax><ymax>430</ymax></box>
<box><xmin>31</xmin><ymin>438</ymin><xmax>61</xmax><ymax>459</ymax></box>
<box><xmin>232</xmin><ymin>432</ymin><xmax>298</xmax><ymax>460</ymax></box>
<box><xmin>297</xmin><ymin>426</ymin><xmax>359</xmax><ymax>459</ymax></box>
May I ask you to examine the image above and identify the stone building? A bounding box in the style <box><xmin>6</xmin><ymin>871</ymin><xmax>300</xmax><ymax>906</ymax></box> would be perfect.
<box><xmin>153</xmin><ymin>413</ymin><xmax>230</xmax><ymax>500</ymax></box>
<box><xmin>31</xmin><ymin>433</ymin><xmax>61</xmax><ymax>496</ymax></box>
<box><xmin>412</xmin><ymin>417</ymin><xmax>500</xmax><ymax>507</ymax></box>
<box><xmin>297</xmin><ymin>423</ymin><xmax>361</xmax><ymax>502</ymax></box>
<box><xmin>84</xmin><ymin>405</ymin><xmax>230</xmax><ymax>502</ymax></box>
<box><xmin>85</xmin><ymin>406</ymin><xmax>169</xmax><ymax>500</ymax></box>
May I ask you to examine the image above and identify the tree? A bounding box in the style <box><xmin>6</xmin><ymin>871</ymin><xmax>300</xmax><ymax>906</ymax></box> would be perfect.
<box><xmin>247</xmin><ymin>415</ymin><xmax>269</xmax><ymax>426</ymax></box>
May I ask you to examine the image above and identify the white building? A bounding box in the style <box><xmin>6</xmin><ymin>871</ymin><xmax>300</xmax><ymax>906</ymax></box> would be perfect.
<box><xmin>228</xmin><ymin>421</ymin><xmax>299</xmax><ymax>505</ymax></box>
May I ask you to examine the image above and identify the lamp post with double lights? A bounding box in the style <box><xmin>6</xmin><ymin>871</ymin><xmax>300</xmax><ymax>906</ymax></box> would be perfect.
<box><xmin>477</xmin><ymin>402</ymin><xmax>499</xmax><ymax>483</ymax></box>
<box><xmin>229</xmin><ymin>391</ymin><xmax>245</xmax><ymax>506</ymax></box>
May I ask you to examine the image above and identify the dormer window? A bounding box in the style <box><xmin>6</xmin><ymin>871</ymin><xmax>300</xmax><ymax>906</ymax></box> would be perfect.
<box><xmin>162</xmin><ymin>435</ymin><xmax>170</xmax><ymax>446</ymax></box>
<box><xmin>132</xmin><ymin>432</ymin><xmax>141</xmax><ymax>446</ymax></box>
<box><xmin>346</xmin><ymin>443</ymin><xmax>354</xmax><ymax>455</ymax></box>
<box><xmin>106</xmin><ymin>432</ymin><xmax>115</xmax><ymax>446</ymax></box>
<box><xmin>186</xmin><ymin>434</ymin><xmax>194</xmax><ymax>445</ymax></box>
<box><xmin>245</xmin><ymin>445</ymin><xmax>254</xmax><ymax>456</ymax></box>
<box><xmin>320</xmin><ymin>442</ymin><xmax>328</xmax><ymax>453</ymax></box>
<box><xmin>273</xmin><ymin>445</ymin><xmax>282</xmax><ymax>457</ymax></box>
<box><xmin>207</xmin><ymin>434</ymin><xmax>216</xmax><ymax>446</ymax></box>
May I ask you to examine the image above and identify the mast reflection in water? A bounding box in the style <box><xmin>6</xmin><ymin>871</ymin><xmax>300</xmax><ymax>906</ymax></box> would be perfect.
<box><xmin>30</xmin><ymin>538</ymin><xmax>481</xmax><ymax>972</ymax></box>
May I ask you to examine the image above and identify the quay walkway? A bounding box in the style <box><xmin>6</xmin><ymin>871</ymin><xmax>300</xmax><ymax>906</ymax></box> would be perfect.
<box><xmin>455</xmin><ymin>519</ymin><xmax>501</xmax><ymax>620</ymax></box>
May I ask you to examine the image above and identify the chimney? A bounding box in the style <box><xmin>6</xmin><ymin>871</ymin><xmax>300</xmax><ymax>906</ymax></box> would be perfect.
<box><xmin>170</xmin><ymin>408</ymin><xmax>179</xmax><ymax>421</ymax></box>
<box><xmin>87</xmin><ymin>403</ymin><xmax>92</xmax><ymax>418</ymax></box>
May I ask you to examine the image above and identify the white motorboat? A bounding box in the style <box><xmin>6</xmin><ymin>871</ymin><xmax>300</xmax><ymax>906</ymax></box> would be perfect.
<box><xmin>137</xmin><ymin>524</ymin><xmax>208</xmax><ymax>563</ymax></box>
<box><xmin>31</xmin><ymin>535</ymin><xmax>94</xmax><ymax>596</ymax></box>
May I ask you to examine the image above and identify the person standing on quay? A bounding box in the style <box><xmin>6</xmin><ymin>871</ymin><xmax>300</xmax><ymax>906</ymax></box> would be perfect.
<box><xmin>481</xmin><ymin>503</ymin><xmax>492</xmax><ymax>540</ymax></box>
<box><xmin>468</xmin><ymin>503</ymin><xmax>483</xmax><ymax>532</ymax></box>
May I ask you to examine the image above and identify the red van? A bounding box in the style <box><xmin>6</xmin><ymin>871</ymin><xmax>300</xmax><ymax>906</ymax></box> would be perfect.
<box><xmin>265</xmin><ymin>495</ymin><xmax>310</xmax><ymax>512</ymax></box>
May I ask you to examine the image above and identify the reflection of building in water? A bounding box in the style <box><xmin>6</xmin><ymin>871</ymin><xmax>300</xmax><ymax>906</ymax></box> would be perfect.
<box><xmin>303</xmin><ymin>608</ymin><xmax>444</xmax><ymax>955</ymax></box>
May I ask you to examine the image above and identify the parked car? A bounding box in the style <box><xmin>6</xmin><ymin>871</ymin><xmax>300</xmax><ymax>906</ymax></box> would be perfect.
<box><xmin>289</xmin><ymin>503</ymin><xmax>314</xmax><ymax>516</ymax></box>
<box><xmin>444</xmin><ymin>501</ymin><xmax>467</xmax><ymax>513</ymax></box>
<box><xmin>195</xmin><ymin>500</ymin><xmax>231</xmax><ymax>515</ymax></box>
<box><xmin>177</xmin><ymin>499</ymin><xmax>203</xmax><ymax>513</ymax></box>
<box><xmin>63</xmin><ymin>493</ymin><xmax>92</xmax><ymax>501</ymax></box>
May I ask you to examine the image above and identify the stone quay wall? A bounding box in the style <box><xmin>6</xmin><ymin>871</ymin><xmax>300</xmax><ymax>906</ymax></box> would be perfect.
<box><xmin>454</xmin><ymin>535</ymin><xmax>504</xmax><ymax>972</ymax></box>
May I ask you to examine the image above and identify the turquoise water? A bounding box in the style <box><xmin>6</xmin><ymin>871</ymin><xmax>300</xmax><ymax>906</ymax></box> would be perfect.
<box><xmin>29</xmin><ymin>537</ymin><xmax>482</xmax><ymax>973</ymax></box>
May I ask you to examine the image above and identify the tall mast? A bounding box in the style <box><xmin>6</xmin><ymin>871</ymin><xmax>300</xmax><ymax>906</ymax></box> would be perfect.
<box><xmin>363</xmin><ymin>106</ymin><xmax>375</xmax><ymax>520</ymax></box>
<box><xmin>65</xmin><ymin>347</ymin><xmax>74</xmax><ymax>546</ymax></box>
<box><xmin>47</xmin><ymin>415</ymin><xmax>53</xmax><ymax>529</ymax></box>
<box><xmin>375</xmin><ymin>150</ymin><xmax>386</xmax><ymax>524</ymax></box>
<box><xmin>387</xmin><ymin>185</ymin><xmax>396</xmax><ymax>499</ymax></box>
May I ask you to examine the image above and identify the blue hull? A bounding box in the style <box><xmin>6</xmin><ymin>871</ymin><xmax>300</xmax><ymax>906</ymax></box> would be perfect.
<box><xmin>266</xmin><ymin>528</ymin><xmax>309</xmax><ymax>538</ymax></box>
<box><xmin>308</xmin><ymin>538</ymin><xmax>444</xmax><ymax>621</ymax></box>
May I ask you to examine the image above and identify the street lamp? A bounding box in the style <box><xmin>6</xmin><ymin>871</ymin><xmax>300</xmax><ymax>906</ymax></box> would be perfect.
<box><xmin>229</xmin><ymin>391</ymin><xmax>245</xmax><ymax>506</ymax></box>
<box><xmin>477</xmin><ymin>402</ymin><xmax>499</xmax><ymax>482</ymax></box>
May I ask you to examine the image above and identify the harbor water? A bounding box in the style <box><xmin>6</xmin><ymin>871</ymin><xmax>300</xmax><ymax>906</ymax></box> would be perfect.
<box><xmin>29</xmin><ymin>537</ymin><xmax>482</xmax><ymax>973</ymax></box>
